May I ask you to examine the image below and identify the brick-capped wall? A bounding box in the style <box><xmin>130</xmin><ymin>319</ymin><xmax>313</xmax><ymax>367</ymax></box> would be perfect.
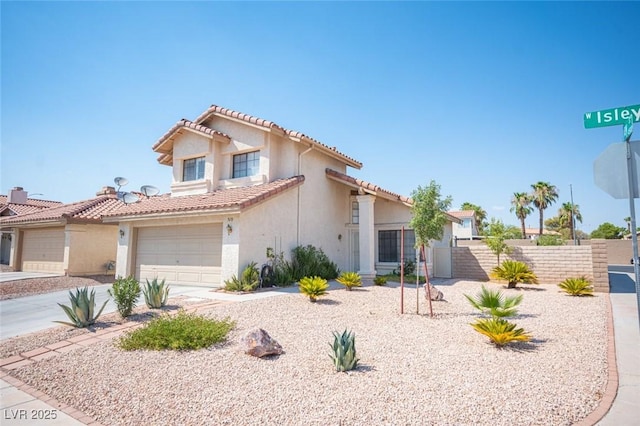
<box><xmin>452</xmin><ymin>240</ymin><xmax>610</xmax><ymax>292</ymax></box>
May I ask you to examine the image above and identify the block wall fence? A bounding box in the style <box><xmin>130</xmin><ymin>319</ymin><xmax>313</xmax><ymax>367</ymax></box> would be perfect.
<box><xmin>451</xmin><ymin>239</ymin><xmax>610</xmax><ymax>292</ymax></box>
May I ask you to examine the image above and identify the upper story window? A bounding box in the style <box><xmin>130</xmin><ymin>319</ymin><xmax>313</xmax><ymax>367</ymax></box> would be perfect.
<box><xmin>351</xmin><ymin>201</ymin><xmax>359</xmax><ymax>224</ymax></box>
<box><xmin>183</xmin><ymin>157</ymin><xmax>205</xmax><ymax>181</ymax></box>
<box><xmin>233</xmin><ymin>151</ymin><xmax>260</xmax><ymax>178</ymax></box>
<box><xmin>462</xmin><ymin>219</ymin><xmax>471</xmax><ymax>228</ymax></box>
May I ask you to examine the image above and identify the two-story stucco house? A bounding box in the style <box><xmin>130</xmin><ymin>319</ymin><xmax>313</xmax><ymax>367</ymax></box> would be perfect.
<box><xmin>449</xmin><ymin>210</ymin><xmax>479</xmax><ymax>241</ymax></box>
<box><xmin>102</xmin><ymin>104</ymin><xmax>459</xmax><ymax>287</ymax></box>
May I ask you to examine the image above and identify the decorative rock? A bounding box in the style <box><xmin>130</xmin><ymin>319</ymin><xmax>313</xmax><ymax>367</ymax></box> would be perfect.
<box><xmin>424</xmin><ymin>284</ymin><xmax>444</xmax><ymax>301</ymax></box>
<box><xmin>241</xmin><ymin>328</ymin><xmax>283</xmax><ymax>358</ymax></box>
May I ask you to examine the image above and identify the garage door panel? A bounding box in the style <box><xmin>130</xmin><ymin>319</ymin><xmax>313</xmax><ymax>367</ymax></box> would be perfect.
<box><xmin>21</xmin><ymin>228</ymin><xmax>65</xmax><ymax>274</ymax></box>
<box><xmin>135</xmin><ymin>224</ymin><xmax>222</xmax><ymax>287</ymax></box>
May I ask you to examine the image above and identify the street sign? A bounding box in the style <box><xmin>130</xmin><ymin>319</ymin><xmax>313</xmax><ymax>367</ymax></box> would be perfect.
<box><xmin>584</xmin><ymin>104</ymin><xmax>640</xmax><ymax>129</ymax></box>
<box><xmin>594</xmin><ymin>140</ymin><xmax>640</xmax><ymax>199</ymax></box>
<box><xmin>624</xmin><ymin>117</ymin><xmax>634</xmax><ymax>142</ymax></box>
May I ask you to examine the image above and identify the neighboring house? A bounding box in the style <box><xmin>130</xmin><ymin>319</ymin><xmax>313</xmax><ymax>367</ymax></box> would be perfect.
<box><xmin>524</xmin><ymin>228</ymin><xmax>561</xmax><ymax>240</ymax></box>
<box><xmin>102</xmin><ymin>104</ymin><xmax>460</xmax><ymax>287</ymax></box>
<box><xmin>0</xmin><ymin>187</ymin><xmax>120</xmax><ymax>275</ymax></box>
<box><xmin>0</xmin><ymin>187</ymin><xmax>63</xmax><ymax>265</ymax></box>
<box><xmin>449</xmin><ymin>210</ymin><xmax>479</xmax><ymax>240</ymax></box>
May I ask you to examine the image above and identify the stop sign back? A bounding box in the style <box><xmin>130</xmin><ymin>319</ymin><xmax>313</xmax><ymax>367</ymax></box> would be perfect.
<box><xmin>594</xmin><ymin>140</ymin><xmax>640</xmax><ymax>199</ymax></box>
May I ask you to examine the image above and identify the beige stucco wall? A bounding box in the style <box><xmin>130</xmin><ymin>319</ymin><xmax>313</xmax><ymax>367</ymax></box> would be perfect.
<box><xmin>66</xmin><ymin>224</ymin><xmax>118</xmax><ymax>276</ymax></box>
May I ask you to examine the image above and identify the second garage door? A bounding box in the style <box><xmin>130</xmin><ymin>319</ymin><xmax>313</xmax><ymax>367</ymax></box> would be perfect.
<box><xmin>21</xmin><ymin>227</ymin><xmax>65</xmax><ymax>274</ymax></box>
<box><xmin>135</xmin><ymin>224</ymin><xmax>222</xmax><ymax>287</ymax></box>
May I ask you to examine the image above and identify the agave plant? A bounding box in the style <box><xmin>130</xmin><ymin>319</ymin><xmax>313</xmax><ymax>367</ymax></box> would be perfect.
<box><xmin>464</xmin><ymin>285</ymin><xmax>523</xmax><ymax>318</ymax></box>
<box><xmin>224</xmin><ymin>262</ymin><xmax>260</xmax><ymax>292</ymax></box>
<box><xmin>143</xmin><ymin>278</ymin><xmax>170</xmax><ymax>309</ymax></box>
<box><xmin>336</xmin><ymin>271</ymin><xmax>362</xmax><ymax>291</ymax></box>
<box><xmin>471</xmin><ymin>318</ymin><xmax>531</xmax><ymax>347</ymax></box>
<box><xmin>490</xmin><ymin>260</ymin><xmax>538</xmax><ymax>289</ymax></box>
<box><xmin>55</xmin><ymin>287</ymin><xmax>108</xmax><ymax>328</ymax></box>
<box><xmin>330</xmin><ymin>329</ymin><xmax>359</xmax><ymax>372</ymax></box>
<box><xmin>298</xmin><ymin>276</ymin><xmax>329</xmax><ymax>302</ymax></box>
<box><xmin>558</xmin><ymin>276</ymin><xmax>594</xmax><ymax>296</ymax></box>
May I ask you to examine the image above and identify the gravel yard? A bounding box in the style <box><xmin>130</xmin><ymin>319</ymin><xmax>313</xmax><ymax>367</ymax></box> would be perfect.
<box><xmin>6</xmin><ymin>280</ymin><xmax>607</xmax><ymax>426</ymax></box>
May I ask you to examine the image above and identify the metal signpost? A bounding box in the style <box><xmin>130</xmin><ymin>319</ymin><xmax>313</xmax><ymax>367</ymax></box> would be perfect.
<box><xmin>587</xmin><ymin>104</ymin><xmax>640</xmax><ymax>329</ymax></box>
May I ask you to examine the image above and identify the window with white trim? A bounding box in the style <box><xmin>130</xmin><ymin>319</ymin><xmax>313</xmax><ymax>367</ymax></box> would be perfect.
<box><xmin>378</xmin><ymin>229</ymin><xmax>417</xmax><ymax>262</ymax></box>
<box><xmin>351</xmin><ymin>201</ymin><xmax>359</xmax><ymax>224</ymax></box>
<box><xmin>183</xmin><ymin>157</ymin><xmax>205</xmax><ymax>181</ymax></box>
<box><xmin>232</xmin><ymin>151</ymin><xmax>260</xmax><ymax>178</ymax></box>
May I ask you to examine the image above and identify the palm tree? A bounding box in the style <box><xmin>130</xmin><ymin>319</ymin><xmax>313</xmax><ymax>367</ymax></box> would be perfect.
<box><xmin>510</xmin><ymin>192</ymin><xmax>533</xmax><ymax>239</ymax></box>
<box><xmin>624</xmin><ymin>217</ymin><xmax>631</xmax><ymax>236</ymax></box>
<box><xmin>531</xmin><ymin>182</ymin><xmax>559</xmax><ymax>237</ymax></box>
<box><xmin>558</xmin><ymin>202</ymin><xmax>583</xmax><ymax>241</ymax></box>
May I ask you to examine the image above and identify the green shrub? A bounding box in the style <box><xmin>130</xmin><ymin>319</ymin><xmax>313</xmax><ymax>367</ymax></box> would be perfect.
<box><xmin>393</xmin><ymin>258</ymin><xmax>416</xmax><ymax>275</ymax></box>
<box><xmin>558</xmin><ymin>276</ymin><xmax>594</xmax><ymax>296</ymax></box>
<box><xmin>373</xmin><ymin>276</ymin><xmax>387</xmax><ymax>286</ymax></box>
<box><xmin>330</xmin><ymin>329</ymin><xmax>359</xmax><ymax>372</ymax></box>
<box><xmin>224</xmin><ymin>262</ymin><xmax>260</xmax><ymax>292</ymax></box>
<box><xmin>471</xmin><ymin>317</ymin><xmax>531</xmax><ymax>347</ymax></box>
<box><xmin>290</xmin><ymin>245</ymin><xmax>339</xmax><ymax>281</ymax></box>
<box><xmin>490</xmin><ymin>260</ymin><xmax>538</xmax><ymax>289</ymax></box>
<box><xmin>266</xmin><ymin>248</ymin><xmax>295</xmax><ymax>287</ymax></box>
<box><xmin>143</xmin><ymin>278</ymin><xmax>170</xmax><ymax>308</ymax></box>
<box><xmin>464</xmin><ymin>285</ymin><xmax>523</xmax><ymax>318</ymax></box>
<box><xmin>298</xmin><ymin>276</ymin><xmax>329</xmax><ymax>302</ymax></box>
<box><xmin>118</xmin><ymin>310</ymin><xmax>235</xmax><ymax>351</ymax></box>
<box><xmin>536</xmin><ymin>235</ymin><xmax>565</xmax><ymax>246</ymax></box>
<box><xmin>108</xmin><ymin>276</ymin><xmax>141</xmax><ymax>318</ymax></box>
<box><xmin>55</xmin><ymin>287</ymin><xmax>108</xmax><ymax>328</ymax></box>
<box><xmin>336</xmin><ymin>271</ymin><xmax>362</xmax><ymax>291</ymax></box>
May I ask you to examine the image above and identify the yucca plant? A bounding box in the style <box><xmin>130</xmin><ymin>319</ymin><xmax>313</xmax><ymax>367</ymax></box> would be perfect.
<box><xmin>330</xmin><ymin>329</ymin><xmax>359</xmax><ymax>372</ymax></box>
<box><xmin>464</xmin><ymin>285</ymin><xmax>523</xmax><ymax>318</ymax></box>
<box><xmin>336</xmin><ymin>271</ymin><xmax>362</xmax><ymax>291</ymax></box>
<box><xmin>55</xmin><ymin>287</ymin><xmax>108</xmax><ymax>328</ymax></box>
<box><xmin>471</xmin><ymin>318</ymin><xmax>531</xmax><ymax>347</ymax></box>
<box><xmin>298</xmin><ymin>276</ymin><xmax>329</xmax><ymax>302</ymax></box>
<box><xmin>490</xmin><ymin>260</ymin><xmax>538</xmax><ymax>289</ymax></box>
<box><xmin>558</xmin><ymin>276</ymin><xmax>594</xmax><ymax>296</ymax></box>
<box><xmin>143</xmin><ymin>278</ymin><xmax>170</xmax><ymax>309</ymax></box>
<box><xmin>108</xmin><ymin>276</ymin><xmax>141</xmax><ymax>318</ymax></box>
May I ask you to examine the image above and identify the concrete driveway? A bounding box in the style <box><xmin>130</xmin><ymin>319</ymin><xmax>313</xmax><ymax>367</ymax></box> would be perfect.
<box><xmin>0</xmin><ymin>284</ymin><xmax>225</xmax><ymax>340</ymax></box>
<box><xmin>0</xmin><ymin>272</ymin><xmax>63</xmax><ymax>283</ymax></box>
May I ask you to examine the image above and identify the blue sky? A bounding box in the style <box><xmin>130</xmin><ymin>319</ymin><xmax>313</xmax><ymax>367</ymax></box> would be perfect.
<box><xmin>2</xmin><ymin>1</ymin><xmax>639</xmax><ymax>233</ymax></box>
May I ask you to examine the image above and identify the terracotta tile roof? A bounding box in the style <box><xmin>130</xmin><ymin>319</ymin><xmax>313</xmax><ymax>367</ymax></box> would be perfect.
<box><xmin>152</xmin><ymin>119</ymin><xmax>231</xmax><ymax>153</ymax></box>
<box><xmin>188</xmin><ymin>104</ymin><xmax>362</xmax><ymax>169</ymax></box>
<box><xmin>0</xmin><ymin>195</ymin><xmax>121</xmax><ymax>226</ymax></box>
<box><xmin>102</xmin><ymin>176</ymin><xmax>305</xmax><ymax>219</ymax></box>
<box><xmin>325</xmin><ymin>168</ymin><xmax>412</xmax><ymax>205</ymax></box>
<box><xmin>448</xmin><ymin>210</ymin><xmax>476</xmax><ymax>219</ymax></box>
<box><xmin>325</xmin><ymin>169</ymin><xmax>461</xmax><ymax>224</ymax></box>
<box><xmin>524</xmin><ymin>228</ymin><xmax>561</xmax><ymax>236</ymax></box>
<box><xmin>0</xmin><ymin>196</ymin><xmax>64</xmax><ymax>216</ymax></box>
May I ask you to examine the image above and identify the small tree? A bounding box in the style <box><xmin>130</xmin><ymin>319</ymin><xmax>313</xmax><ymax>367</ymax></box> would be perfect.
<box><xmin>590</xmin><ymin>222</ymin><xmax>625</xmax><ymax>239</ymax></box>
<box><xmin>484</xmin><ymin>218</ymin><xmax>516</xmax><ymax>264</ymax></box>
<box><xmin>409</xmin><ymin>180</ymin><xmax>452</xmax><ymax>317</ymax></box>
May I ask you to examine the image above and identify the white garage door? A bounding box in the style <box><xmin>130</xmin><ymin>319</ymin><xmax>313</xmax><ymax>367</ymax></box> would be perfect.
<box><xmin>135</xmin><ymin>224</ymin><xmax>222</xmax><ymax>287</ymax></box>
<box><xmin>21</xmin><ymin>228</ymin><xmax>65</xmax><ymax>274</ymax></box>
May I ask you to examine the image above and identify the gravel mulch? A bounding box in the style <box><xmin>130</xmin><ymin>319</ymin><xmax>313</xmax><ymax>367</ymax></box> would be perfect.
<box><xmin>6</xmin><ymin>280</ymin><xmax>608</xmax><ymax>426</ymax></box>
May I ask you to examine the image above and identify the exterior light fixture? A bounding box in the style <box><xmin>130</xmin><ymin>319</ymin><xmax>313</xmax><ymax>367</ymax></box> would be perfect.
<box><xmin>227</xmin><ymin>223</ymin><xmax>233</xmax><ymax>235</ymax></box>
<box><xmin>119</xmin><ymin>229</ymin><xmax>125</xmax><ymax>238</ymax></box>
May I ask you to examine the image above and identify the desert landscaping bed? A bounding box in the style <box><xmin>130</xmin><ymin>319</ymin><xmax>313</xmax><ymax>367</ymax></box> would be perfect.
<box><xmin>7</xmin><ymin>280</ymin><xmax>607</xmax><ymax>425</ymax></box>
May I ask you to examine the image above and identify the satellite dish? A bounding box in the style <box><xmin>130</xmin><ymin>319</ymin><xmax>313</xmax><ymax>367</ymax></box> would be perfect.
<box><xmin>122</xmin><ymin>192</ymin><xmax>140</xmax><ymax>204</ymax></box>
<box><xmin>140</xmin><ymin>185</ymin><xmax>159</xmax><ymax>197</ymax></box>
<box><xmin>114</xmin><ymin>177</ymin><xmax>129</xmax><ymax>187</ymax></box>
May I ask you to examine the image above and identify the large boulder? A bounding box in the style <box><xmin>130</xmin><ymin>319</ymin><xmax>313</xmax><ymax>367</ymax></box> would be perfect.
<box><xmin>424</xmin><ymin>284</ymin><xmax>444</xmax><ymax>301</ymax></box>
<box><xmin>241</xmin><ymin>328</ymin><xmax>283</xmax><ymax>358</ymax></box>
